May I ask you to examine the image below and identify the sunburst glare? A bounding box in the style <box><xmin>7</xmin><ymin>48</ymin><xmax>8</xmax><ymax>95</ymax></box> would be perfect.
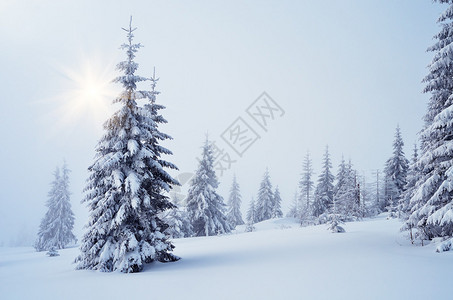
<box><xmin>43</xmin><ymin>56</ymin><xmax>119</xmax><ymax>136</ymax></box>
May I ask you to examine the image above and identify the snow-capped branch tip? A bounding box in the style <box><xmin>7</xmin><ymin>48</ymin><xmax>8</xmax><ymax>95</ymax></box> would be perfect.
<box><xmin>151</xmin><ymin>67</ymin><xmax>161</xmax><ymax>83</ymax></box>
<box><xmin>150</xmin><ymin>67</ymin><xmax>160</xmax><ymax>97</ymax></box>
<box><xmin>152</xmin><ymin>67</ymin><xmax>157</xmax><ymax>81</ymax></box>
<box><xmin>122</xmin><ymin>16</ymin><xmax>137</xmax><ymax>45</ymax></box>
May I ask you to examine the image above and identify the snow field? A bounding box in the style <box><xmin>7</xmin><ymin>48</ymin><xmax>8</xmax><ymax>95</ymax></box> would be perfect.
<box><xmin>1</xmin><ymin>216</ymin><xmax>452</xmax><ymax>300</ymax></box>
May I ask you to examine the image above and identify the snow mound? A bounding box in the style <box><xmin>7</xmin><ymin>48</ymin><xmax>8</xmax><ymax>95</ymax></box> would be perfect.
<box><xmin>436</xmin><ymin>238</ymin><xmax>453</xmax><ymax>252</ymax></box>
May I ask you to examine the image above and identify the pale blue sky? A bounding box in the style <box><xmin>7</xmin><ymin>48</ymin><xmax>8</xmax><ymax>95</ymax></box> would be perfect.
<box><xmin>0</xmin><ymin>0</ymin><xmax>445</xmax><ymax>244</ymax></box>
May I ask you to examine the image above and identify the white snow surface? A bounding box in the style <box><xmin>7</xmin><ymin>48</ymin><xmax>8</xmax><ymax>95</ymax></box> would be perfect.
<box><xmin>1</xmin><ymin>215</ymin><xmax>452</xmax><ymax>300</ymax></box>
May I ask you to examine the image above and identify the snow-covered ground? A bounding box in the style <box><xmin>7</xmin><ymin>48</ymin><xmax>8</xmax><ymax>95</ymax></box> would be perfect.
<box><xmin>1</xmin><ymin>215</ymin><xmax>452</xmax><ymax>300</ymax></box>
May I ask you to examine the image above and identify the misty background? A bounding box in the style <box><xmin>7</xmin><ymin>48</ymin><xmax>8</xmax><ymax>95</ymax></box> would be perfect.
<box><xmin>0</xmin><ymin>0</ymin><xmax>442</xmax><ymax>245</ymax></box>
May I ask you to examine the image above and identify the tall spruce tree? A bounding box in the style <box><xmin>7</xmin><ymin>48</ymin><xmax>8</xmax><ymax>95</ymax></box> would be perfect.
<box><xmin>407</xmin><ymin>1</ymin><xmax>453</xmax><ymax>245</ymax></box>
<box><xmin>384</xmin><ymin>125</ymin><xmax>409</xmax><ymax>216</ymax></box>
<box><xmin>226</xmin><ymin>175</ymin><xmax>245</xmax><ymax>228</ymax></box>
<box><xmin>35</xmin><ymin>163</ymin><xmax>76</xmax><ymax>252</ymax></box>
<box><xmin>272</xmin><ymin>186</ymin><xmax>284</xmax><ymax>218</ymax></box>
<box><xmin>76</xmin><ymin>19</ymin><xmax>179</xmax><ymax>273</ymax></box>
<box><xmin>255</xmin><ymin>169</ymin><xmax>274</xmax><ymax>222</ymax></box>
<box><xmin>299</xmin><ymin>151</ymin><xmax>314</xmax><ymax>221</ymax></box>
<box><xmin>312</xmin><ymin>146</ymin><xmax>334</xmax><ymax>218</ymax></box>
<box><xmin>186</xmin><ymin>139</ymin><xmax>231</xmax><ymax>236</ymax></box>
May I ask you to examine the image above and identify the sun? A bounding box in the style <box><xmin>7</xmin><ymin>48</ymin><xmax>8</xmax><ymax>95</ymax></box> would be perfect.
<box><xmin>65</xmin><ymin>61</ymin><xmax>116</xmax><ymax>118</ymax></box>
<box><xmin>48</xmin><ymin>57</ymin><xmax>119</xmax><ymax>132</ymax></box>
<box><xmin>82</xmin><ymin>82</ymin><xmax>102</xmax><ymax>101</ymax></box>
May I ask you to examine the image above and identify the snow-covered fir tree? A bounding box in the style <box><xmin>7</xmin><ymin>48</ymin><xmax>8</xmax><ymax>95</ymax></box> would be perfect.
<box><xmin>246</xmin><ymin>197</ymin><xmax>256</xmax><ymax>232</ymax></box>
<box><xmin>286</xmin><ymin>190</ymin><xmax>300</xmax><ymax>218</ymax></box>
<box><xmin>333</xmin><ymin>159</ymin><xmax>361</xmax><ymax>220</ymax></box>
<box><xmin>46</xmin><ymin>247</ymin><xmax>60</xmax><ymax>257</ymax></box>
<box><xmin>399</xmin><ymin>143</ymin><xmax>420</xmax><ymax>219</ymax></box>
<box><xmin>359</xmin><ymin>174</ymin><xmax>374</xmax><ymax>217</ymax></box>
<box><xmin>226</xmin><ymin>175</ymin><xmax>245</xmax><ymax>228</ymax></box>
<box><xmin>246</xmin><ymin>197</ymin><xmax>257</xmax><ymax>224</ymax></box>
<box><xmin>384</xmin><ymin>125</ymin><xmax>409</xmax><ymax>217</ymax></box>
<box><xmin>272</xmin><ymin>186</ymin><xmax>283</xmax><ymax>218</ymax></box>
<box><xmin>383</xmin><ymin>173</ymin><xmax>396</xmax><ymax>215</ymax></box>
<box><xmin>373</xmin><ymin>169</ymin><xmax>385</xmax><ymax>212</ymax></box>
<box><xmin>35</xmin><ymin>163</ymin><xmax>76</xmax><ymax>252</ymax></box>
<box><xmin>351</xmin><ymin>166</ymin><xmax>363</xmax><ymax>219</ymax></box>
<box><xmin>327</xmin><ymin>213</ymin><xmax>345</xmax><ymax>233</ymax></box>
<box><xmin>143</xmin><ymin>67</ymin><xmax>176</xmax><ymax>173</ymax></box>
<box><xmin>312</xmin><ymin>146</ymin><xmax>334</xmax><ymax>219</ymax></box>
<box><xmin>407</xmin><ymin>1</ymin><xmax>453</xmax><ymax>246</ymax></box>
<box><xmin>186</xmin><ymin>139</ymin><xmax>231</xmax><ymax>236</ymax></box>
<box><xmin>333</xmin><ymin>157</ymin><xmax>349</xmax><ymax>219</ymax></box>
<box><xmin>163</xmin><ymin>194</ymin><xmax>193</xmax><ymax>239</ymax></box>
<box><xmin>75</xmin><ymin>19</ymin><xmax>179</xmax><ymax>273</ymax></box>
<box><xmin>255</xmin><ymin>169</ymin><xmax>274</xmax><ymax>222</ymax></box>
<box><xmin>299</xmin><ymin>151</ymin><xmax>314</xmax><ymax>223</ymax></box>
<box><xmin>327</xmin><ymin>196</ymin><xmax>345</xmax><ymax>233</ymax></box>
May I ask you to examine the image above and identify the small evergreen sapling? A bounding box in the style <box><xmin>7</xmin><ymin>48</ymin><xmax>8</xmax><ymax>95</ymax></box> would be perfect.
<box><xmin>327</xmin><ymin>214</ymin><xmax>345</xmax><ymax>233</ymax></box>
<box><xmin>46</xmin><ymin>247</ymin><xmax>60</xmax><ymax>257</ymax></box>
<box><xmin>327</xmin><ymin>198</ymin><xmax>345</xmax><ymax>233</ymax></box>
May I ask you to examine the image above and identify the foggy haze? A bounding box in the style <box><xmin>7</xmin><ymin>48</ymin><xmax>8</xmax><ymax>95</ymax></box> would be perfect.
<box><xmin>0</xmin><ymin>0</ymin><xmax>441</xmax><ymax>245</ymax></box>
